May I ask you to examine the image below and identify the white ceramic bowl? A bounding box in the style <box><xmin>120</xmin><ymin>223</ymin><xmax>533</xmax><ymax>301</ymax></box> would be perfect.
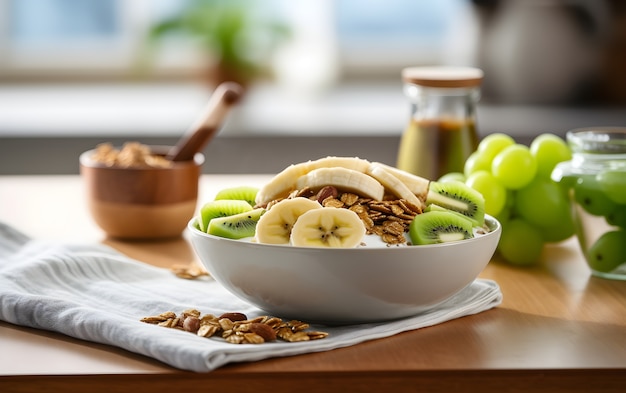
<box><xmin>187</xmin><ymin>216</ymin><xmax>501</xmax><ymax>324</ymax></box>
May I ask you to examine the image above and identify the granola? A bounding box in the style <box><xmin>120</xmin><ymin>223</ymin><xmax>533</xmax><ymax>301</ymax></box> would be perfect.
<box><xmin>264</xmin><ymin>186</ymin><xmax>423</xmax><ymax>245</ymax></box>
<box><xmin>91</xmin><ymin>142</ymin><xmax>172</xmax><ymax>168</ymax></box>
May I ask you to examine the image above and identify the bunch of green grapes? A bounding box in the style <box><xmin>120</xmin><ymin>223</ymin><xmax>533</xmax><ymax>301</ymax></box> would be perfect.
<box><xmin>439</xmin><ymin>133</ymin><xmax>573</xmax><ymax>265</ymax></box>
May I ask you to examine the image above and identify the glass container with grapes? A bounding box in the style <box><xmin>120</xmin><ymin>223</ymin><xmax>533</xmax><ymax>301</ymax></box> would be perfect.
<box><xmin>552</xmin><ymin>127</ymin><xmax>626</xmax><ymax>280</ymax></box>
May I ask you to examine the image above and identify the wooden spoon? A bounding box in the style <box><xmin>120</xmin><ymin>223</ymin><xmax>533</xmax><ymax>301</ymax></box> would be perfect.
<box><xmin>167</xmin><ymin>82</ymin><xmax>244</xmax><ymax>162</ymax></box>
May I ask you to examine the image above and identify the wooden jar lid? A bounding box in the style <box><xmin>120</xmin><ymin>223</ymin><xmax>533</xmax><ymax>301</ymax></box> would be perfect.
<box><xmin>402</xmin><ymin>66</ymin><xmax>483</xmax><ymax>88</ymax></box>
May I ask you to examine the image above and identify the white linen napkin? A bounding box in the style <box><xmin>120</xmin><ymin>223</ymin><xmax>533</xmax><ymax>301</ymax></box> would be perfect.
<box><xmin>0</xmin><ymin>221</ymin><xmax>502</xmax><ymax>372</ymax></box>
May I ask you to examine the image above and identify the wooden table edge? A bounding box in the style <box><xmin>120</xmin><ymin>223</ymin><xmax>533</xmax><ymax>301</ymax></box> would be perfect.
<box><xmin>2</xmin><ymin>369</ymin><xmax>625</xmax><ymax>393</ymax></box>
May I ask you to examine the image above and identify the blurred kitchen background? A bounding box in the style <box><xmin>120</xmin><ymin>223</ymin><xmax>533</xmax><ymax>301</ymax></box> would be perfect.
<box><xmin>1</xmin><ymin>0</ymin><xmax>625</xmax><ymax>174</ymax></box>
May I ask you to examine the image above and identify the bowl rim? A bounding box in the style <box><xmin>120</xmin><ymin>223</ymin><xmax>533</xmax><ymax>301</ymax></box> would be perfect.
<box><xmin>187</xmin><ymin>214</ymin><xmax>501</xmax><ymax>251</ymax></box>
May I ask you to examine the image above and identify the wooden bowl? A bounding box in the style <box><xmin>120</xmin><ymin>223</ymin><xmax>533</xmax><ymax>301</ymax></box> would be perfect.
<box><xmin>79</xmin><ymin>146</ymin><xmax>204</xmax><ymax>240</ymax></box>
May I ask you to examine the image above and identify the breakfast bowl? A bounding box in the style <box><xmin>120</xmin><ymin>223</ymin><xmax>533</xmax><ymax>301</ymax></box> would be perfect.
<box><xmin>80</xmin><ymin>144</ymin><xmax>204</xmax><ymax>240</ymax></box>
<box><xmin>187</xmin><ymin>215</ymin><xmax>501</xmax><ymax>324</ymax></box>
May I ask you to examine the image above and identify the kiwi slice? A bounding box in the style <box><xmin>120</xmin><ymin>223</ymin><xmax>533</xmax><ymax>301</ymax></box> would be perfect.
<box><xmin>409</xmin><ymin>211</ymin><xmax>474</xmax><ymax>245</ymax></box>
<box><xmin>425</xmin><ymin>203</ymin><xmax>450</xmax><ymax>213</ymax></box>
<box><xmin>198</xmin><ymin>200</ymin><xmax>253</xmax><ymax>232</ymax></box>
<box><xmin>426</xmin><ymin>181</ymin><xmax>485</xmax><ymax>227</ymax></box>
<box><xmin>214</xmin><ymin>186</ymin><xmax>259</xmax><ymax>207</ymax></box>
<box><xmin>208</xmin><ymin>208</ymin><xmax>265</xmax><ymax>239</ymax></box>
<box><xmin>426</xmin><ymin>203</ymin><xmax>481</xmax><ymax>224</ymax></box>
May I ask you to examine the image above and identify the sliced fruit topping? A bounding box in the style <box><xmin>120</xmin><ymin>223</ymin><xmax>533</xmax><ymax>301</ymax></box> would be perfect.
<box><xmin>425</xmin><ymin>203</ymin><xmax>473</xmax><ymax>224</ymax></box>
<box><xmin>198</xmin><ymin>199</ymin><xmax>253</xmax><ymax>232</ymax></box>
<box><xmin>254</xmin><ymin>162</ymin><xmax>311</xmax><ymax>206</ymax></box>
<box><xmin>207</xmin><ymin>208</ymin><xmax>265</xmax><ymax>239</ymax></box>
<box><xmin>198</xmin><ymin>157</ymin><xmax>493</xmax><ymax>246</ymax></box>
<box><xmin>366</xmin><ymin>163</ymin><xmax>423</xmax><ymax>208</ymax></box>
<box><xmin>253</xmin><ymin>156</ymin><xmax>430</xmax><ymax>209</ymax></box>
<box><xmin>307</xmin><ymin>156</ymin><xmax>370</xmax><ymax>173</ymax></box>
<box><xmin>253</xmin><ymin>157</ymin><xmax>370</xmax><ymax>206</ymax></box>
<box><xmin>371</xmin><ymin>161</ymin><xmax>430</xmax><ymax>200</ymax></box>
<box><xmin>295</xmin><ymin>167</ymin><xmax>385</xmax><ymax>201</ymax></box>
<box><xmin>290</xmin><ymin>207</ymin><xmax>366</xmax><ymax>248</ymax></box>
<box><xmin>409</xmin><ymin>210</ymin><xmax>474</xmax><ymax>245</ymax></box>
<box><xmin>215</xmin><ymin>186</ymin><xmax>259</xmax><ymax>207</ymax></box>
<box><xmin>255</xmin><ymin>197</ymin><xmax>322</xmax><ymax>244</ymax></box>
<box><xmin>426</xmin><ymin>181</ymin><xmax>485</xmax><ymax>227</ymax></box>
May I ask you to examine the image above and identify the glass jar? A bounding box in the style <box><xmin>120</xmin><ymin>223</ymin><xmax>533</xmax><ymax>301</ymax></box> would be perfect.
<box><xmin>396</xmin><ymin>66</ymin><xmax>482</xmax><ymax>180</ymax></box>
<box><xmin>552</xmin><ymin>127</ymin><xmax>626</xmax><ymax>280</ymax></box>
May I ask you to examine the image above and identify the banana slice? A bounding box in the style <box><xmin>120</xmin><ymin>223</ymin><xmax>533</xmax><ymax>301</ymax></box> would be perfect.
<box><xmin>308</xmin><ymin>156</ymin><xmax>370</xmax><ymax>173</ymax></box>
<box><xmin>371</xmin><ymin>162</ymin><xmax>430</xmax><ymax>200</ymax></box>
<box><xmin>255</xmin><ymin>197</ymin><xmax>322</xmax><ymax>244</ymax></box>
<box><xmin>255</xmin><ymin>157</ymin><xmax>371</xmax><ymax>205</ymax></box>
<box><xmin>296</xmin><ymin>167</ymin><xmax>385</xmax><ymax>201</ymax></box>
<box><xmin>366</xmin><ymin>163</ymin><xmax>423</xmax><ymax>208</ymax></box>
<box><xmin>290</xmin><ymin>207</ymin><xmax>366</xmax><ymax>248</ymax></box>
<box><xmin>254</xmin><ymin>162</ymin><xmax>311</xmax><ymax>206</ymax></box>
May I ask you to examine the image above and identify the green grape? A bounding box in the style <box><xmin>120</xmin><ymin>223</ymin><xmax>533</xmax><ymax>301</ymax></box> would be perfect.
<box><xmin>596</xmin><ymin>170</ymin><xmax>626</xmax><ymax>204</ymax></box>
<box><xmin>463</xmin><ymin>151</ymin><xmax>491</xmax><ymax>177</ymax></box>
<box><xmin>514</xmin><ymin>177</ymin><xmax>571</xmax><ymax>229</ymax></box>
<box><xmin>538</xmin><ymin>211</ymin><xmax>575</xmax><ymax>243</ymax></box>
<box><xmin>529</xmin><ymin>133</ymin><xmax>572</xmax><ymax>179</ymax></box>
<box><xmin>586</xmin><ymin>230</ymin><xmax>626</xmax><ymax>273</ymax></box>
<box><xmin>494</xmin><ymin>203</ymin><xmax>512</xmax><ymax>227</ymax></box>
<box><xmin>605</xmin><ymin>204</ymin><xmax>626</xmax><ymax>229</ymax></box>
<box><xmin>551</xmin><ymin>166</ymin><xmax>579</xmax><ymax>190</ymax></box>
<box><xmin>574</xmin><ymin>175</ymin><xmax>617</xmax><ymax>216</ymax></box>
<box><xmin>478</xmin><ymin>133</ymin><xmax>515</xmax><ymax>161</ymax></box>
<box><xmin>466</xmin><ymin>170</ymin><xmax>507</xmax><ymax>217</ymax></box>
<box><xmin>466</xmin><ymin>133</ymin><xmax>515</xmax><ymax>179</ymax></box>
<box><xmin>497</xmin><ymin>218</ymin><xmax>544</xmax><ymax>265</ymax></box>
<box><xmin>493</xmin><ymin>190</ymin><xmax>515</xmax><ymax>228</ymax></box>
<box><xmin>491</xmin><ymin>144</ymin><xmax>537</xmax><ymax>190</ymax></box>
<box><xmin>504</xmin><ymin>189</ymin><xmax>516</xmax><ymax>211</ymax></box>
<box><xmin>438</xmin><ymin>172</ymin><xmax>466</xmax><ymax>183</ymax></box>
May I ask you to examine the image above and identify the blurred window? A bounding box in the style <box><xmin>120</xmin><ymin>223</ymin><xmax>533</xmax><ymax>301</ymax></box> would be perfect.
<box><xmin>0</xmin><ymin>0</ymin><xmax>176</xmax><ymax>78</ymax></box>
<box><xmin>9</xmin><ymin>0</ymin><xmax>118</xmax><ymax>42</ymax></box>
<box><xmin>336</xmin><ymin>0</ymin><xmax>459</xmax><ymax>73</ymax></box>
<box><xmin>0</xmin><ymin>0</ymin><xmax>463</xmax><ymax>80</ymax></box>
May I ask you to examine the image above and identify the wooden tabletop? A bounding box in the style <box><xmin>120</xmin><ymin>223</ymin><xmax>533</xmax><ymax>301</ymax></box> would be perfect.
<box><xmin>1</xmin><ymin>175</ymin><xmax>625</xmax><ymax>393</ymax></box>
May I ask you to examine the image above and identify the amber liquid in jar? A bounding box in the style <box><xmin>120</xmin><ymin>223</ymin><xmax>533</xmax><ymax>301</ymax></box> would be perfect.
<box><xmin>396</xmin><ymin>66</ymin><xmax>483</xmax><ymax>181</ymax></box>
<box><xmin>397</xmin><ymin>117</ymin><xmax>478</xmax><ymax>181</ymax></box>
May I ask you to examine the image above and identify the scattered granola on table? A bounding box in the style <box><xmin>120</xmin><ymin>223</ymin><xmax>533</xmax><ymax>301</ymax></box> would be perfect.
<box><xmin>140</xmin><ymin>310</ymin><xmax>329</xmax><ymax>344</ymax></box>
<box><xmin>170</xmin><ymin>264</ymin><xmax>210</xmax><ymax>280</ymax></box>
